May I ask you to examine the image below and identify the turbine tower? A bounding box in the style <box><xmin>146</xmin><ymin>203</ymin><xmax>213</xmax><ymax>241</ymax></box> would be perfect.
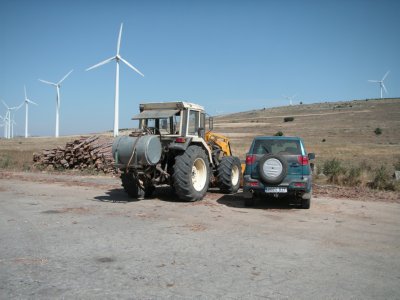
<box><xmin>39</xmin><ymin>70</ymin><xmax>73</xmax><ymax>137</ymax></box>
<box><xmin>0</xmin><ymin>116</ymin><xmax>5</xmax><ymax>138</ymax></box>
<box><xmin>23</xmin><ymin>86</ymin><xmax>38</xmax><ymax>138</ymax></box>
<box><xmin>368</xmin><ymin>71</ymin><xmax>390</xmax><ymax>99</ymax></box>
<box><xmin>86</xmin><ymin>23</ymin><xmax>144</xmax><ymax>137</ymax></box>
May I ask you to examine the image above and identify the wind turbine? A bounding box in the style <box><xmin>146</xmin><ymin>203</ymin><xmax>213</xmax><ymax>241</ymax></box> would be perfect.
<box><xmin>283</xmin><ymin>94</ymin><xmax>297</xmax><ymax>106</ymax></box>
<box><xmin>39</xmin><ymin>70</ymin><xmax>73</xmax><ymax>137</ymax></box>
<box><xmin>2</xmin><ymin>100</ymin><xmax>22</xmax><ymax>139</ymax></box>
<box><xmin>368</xmin><ymin>71</ymin><xmax>390</xmax><ymax>99</ymax></box>
<box><xmin>23</xmin><ymin>86</ymin><xmax>38</xmax><ymax>138</ymax></box>
<box><xmin>86</xmin><ymin>23</ymin><xmax>144</xmax><ymax>137</ymax></box>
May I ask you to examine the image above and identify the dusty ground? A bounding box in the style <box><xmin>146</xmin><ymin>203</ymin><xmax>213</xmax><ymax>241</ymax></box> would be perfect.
<box><xmin>1</xmin><ymin>172</ymin><xmax>399</xmax><ymax>299</ymax></box>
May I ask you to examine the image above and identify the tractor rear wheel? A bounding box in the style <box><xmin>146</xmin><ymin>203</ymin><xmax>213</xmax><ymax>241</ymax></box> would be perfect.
<box><xmin>173</xmin><ymin>145</ymin><xmax>210</xmax><ymax>201</ymax></box>
<box><xmin>217</xmin><ymin>156</ymin><xmax>241</xmax><ymax>194</ymax></box>
<box><xmin>121</xmin><ymin>173</ymin><xmax>145</xmax><ymax>200</ymax></box>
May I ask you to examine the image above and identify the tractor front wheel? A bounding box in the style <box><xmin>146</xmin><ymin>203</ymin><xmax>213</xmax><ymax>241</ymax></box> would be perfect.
<box><xmin>217</xmin><ymin>156</ymin><xmax>241</xmax><ymax>194</ymax></box>
<box><xmin>173</xmin><ymin>145</ymin><xmax>210</xmax><ymax>201</ymax></box>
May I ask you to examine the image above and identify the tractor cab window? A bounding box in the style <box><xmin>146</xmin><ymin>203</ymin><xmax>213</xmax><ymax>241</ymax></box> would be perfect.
<box><xmin>188</xmin><ymin>110</ymin><xmax>200</xmax><ymax>136</ymax></box>
<box><xmin>173</xmin><ymin>114</ymin><xmax>181</xmax><ymax>134</ymax></box>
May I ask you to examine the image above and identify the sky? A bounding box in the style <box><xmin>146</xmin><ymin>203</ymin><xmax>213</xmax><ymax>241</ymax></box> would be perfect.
<box><xmin>1</xmin><ymin>0</ymin><xmax>399</xmax><ymax>137</ymax></box>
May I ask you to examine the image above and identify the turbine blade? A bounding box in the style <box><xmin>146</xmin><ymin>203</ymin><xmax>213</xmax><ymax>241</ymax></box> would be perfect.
<box><xmin>382</xmin><ymin>83</ymin><xmax>388</xmax><ymax>94</ymax></box>
<box><xmin>58</xmin><ymin>69</ymin><xmax>73</xmax><ymax>84</ymax></box>
<box><xmin>1</xmin><ymin>100</ymin><xmax>9</xmax><ymax>109</ymax></box>
<box><xmin>368</xmin><ymin>80</ymin><xmax>378</xmax><ymax>83</ymax></box>
<box><xmin>86</xmin><ymin>57</ymin><xmax>115</xmax><ymax>71</ymax></box>
<box><xmin>27</xmin><ymin>99</ymin><xmax>38</xmax><ymax>105</ymax></box>
<box><xmin>382</xmin><ymin>70</ymin><xmax>390</xmax><ymax>81</ymax></box>
<box><xmin>117</xmin><ymin>23</ymin><xmax>123</xmax><ymax>55</ymax></box>
<box><xmin>24</xmin><ymin>85</ymin><xmax>27</xmax><ymax>99</ymax></box>
<box><xmin>119</xmin><ymin>57</ymin><xmax>144</xmax><ymax>77</ymax></box>
<box><xmin>39</xmin><ymin>79</ymin><xmax>57</xmax><ymax>86</ymax></box>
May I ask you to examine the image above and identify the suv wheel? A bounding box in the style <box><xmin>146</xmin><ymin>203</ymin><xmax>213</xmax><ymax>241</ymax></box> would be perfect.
<box><xmin>258</xmin><ymin>154</ymin><xmax>288</xmax><ymax>184</ymax></box>
<box><xmin>173</xmin><ymin>145</ymin><xmax>210</xmax><ymax>201</ymax></box>
<box><xmin>217</xmin><ymin>156</ymin><xmax>241</xmax><ymax>194</ymax></box>
<box><xmin>301</xmin><ymin>197</ymin><xmax>311</xmax><ymax>209</ymax></box>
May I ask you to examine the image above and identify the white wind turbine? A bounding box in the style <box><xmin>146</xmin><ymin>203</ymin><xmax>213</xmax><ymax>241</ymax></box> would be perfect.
<box><xmin>2</xmin><ymin>100</ymin><xmax>22</xmax><ymax>139</ymax></box>
<box><xmin>23</xmin><ymin>86</ymin><xmax>38</xmax><ymax>138</ymax></box>
<box><xmin>368</xmin><ymin>71</ymin><xmax>390</xmax><ymax>99</ymax></box>
<box><xmin>39</xmin><ymin>70</ymin><xmax>73</xmax><ymax>137</ymax></box>
<box><xmin>284</xmin><ymin>94</ymin><xmax>297</xmax><ymax>106</ymax></box>
<box><xmin>86</xmin><ymin>23</ymin><xmax>144</xmax><ymax>137</ymax></box>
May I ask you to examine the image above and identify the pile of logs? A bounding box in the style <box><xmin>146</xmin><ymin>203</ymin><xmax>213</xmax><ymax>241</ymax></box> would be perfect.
<box><xmin>33</xmin><ymin>136</ymin><xmax>116</xmax><ymax>173</ymax></box>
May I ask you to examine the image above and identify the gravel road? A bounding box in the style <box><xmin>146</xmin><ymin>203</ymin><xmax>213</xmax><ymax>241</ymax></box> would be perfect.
<box><xmin>1</xmin><ymin>172</ymin><xmax>399</xmax><ymax>299</ymax></box>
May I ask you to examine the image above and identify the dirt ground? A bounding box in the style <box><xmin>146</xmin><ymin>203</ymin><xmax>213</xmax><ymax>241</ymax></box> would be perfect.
<box><xmin>1</xmin><ymin>171</ymin><xmax>400</xmax><ymax>299</ymax></box>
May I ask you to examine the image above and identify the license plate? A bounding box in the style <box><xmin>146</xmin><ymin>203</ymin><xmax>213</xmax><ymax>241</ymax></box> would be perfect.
<box><xmin>265</xmin><ymin>187</ymin><xmax>287</xmax><ymax>193</ymax></box>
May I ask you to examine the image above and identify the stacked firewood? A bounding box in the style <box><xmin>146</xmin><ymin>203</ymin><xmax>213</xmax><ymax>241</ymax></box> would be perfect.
<box><xmin>33</xmin><ymin>136</ymin><xmax>116</xmax><ymax>173</ymax></box>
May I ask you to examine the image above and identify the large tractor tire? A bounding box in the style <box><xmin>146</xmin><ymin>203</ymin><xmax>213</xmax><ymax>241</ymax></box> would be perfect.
<box><xmin>173</xmin><ymin>145</ymin><xmax>211</xmax><ymax>201</ymax></box>
<box><xmin>120</xmin><ymin>173</ymin><xmax>145</xmax><ymax>200</ymax></box>
<box><xmin>217</xmin><ymin>156</ymin><xmax>241</xmax><ymax>194</ymax></box>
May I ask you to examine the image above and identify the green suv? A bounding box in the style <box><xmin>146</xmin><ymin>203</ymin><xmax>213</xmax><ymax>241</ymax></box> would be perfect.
<box><xmin>243</xmin><ymin>136</ymin><xmax>315</xmax><ymax>208</ymax></box>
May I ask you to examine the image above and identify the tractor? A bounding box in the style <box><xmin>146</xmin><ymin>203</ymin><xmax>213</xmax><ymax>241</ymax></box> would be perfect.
<box><xmin>112</xmin><ymin>101</ymin><xmax>241</xmax><ymax>201</ymax></box>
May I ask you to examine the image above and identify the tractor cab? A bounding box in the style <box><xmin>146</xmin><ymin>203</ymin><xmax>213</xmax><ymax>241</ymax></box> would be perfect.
<box><xmin>131</xmin><ymin>101</ymin><xmax>208</xmax><ymax>138</ymax></box>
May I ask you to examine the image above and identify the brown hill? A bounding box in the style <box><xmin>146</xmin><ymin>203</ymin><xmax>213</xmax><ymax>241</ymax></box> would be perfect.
<box><xmin>214</xmin><ymin>98</ymin><xmax>400</xmax><ymax>169</ymax></box>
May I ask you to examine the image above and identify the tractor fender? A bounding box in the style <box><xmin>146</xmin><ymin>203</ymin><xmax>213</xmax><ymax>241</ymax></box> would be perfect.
<box><xmin>190</xmin><ymin>137</ymin><xmax>214</xmax><ymax>167</ymax></box>
<box><xmin>169</xmin><ymin>137</ymin><xmax>213</xmax><ymax>167</ymax></box>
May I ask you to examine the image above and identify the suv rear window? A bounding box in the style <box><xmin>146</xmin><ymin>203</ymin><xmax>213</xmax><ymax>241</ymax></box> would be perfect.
<box><xmin>252</xmin><ymin>139</ymin><xmax>302</xmax><ymax>155</ymax></box>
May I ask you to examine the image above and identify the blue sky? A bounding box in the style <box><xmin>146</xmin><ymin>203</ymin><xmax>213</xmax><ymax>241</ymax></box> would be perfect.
<box><xmin>1</xmin><ymin>0</ymin><xmax>399</xmax><ymax>137</ymax></box>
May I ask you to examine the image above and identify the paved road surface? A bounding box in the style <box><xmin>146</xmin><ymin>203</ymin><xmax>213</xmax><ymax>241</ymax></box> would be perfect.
<box><xmin>0</xmin><ymin>173</ymin><xmax>399</xmax><ymax>299</ymax></box>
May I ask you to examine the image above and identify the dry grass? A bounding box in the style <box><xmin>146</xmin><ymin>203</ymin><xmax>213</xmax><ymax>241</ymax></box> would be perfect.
<box><xmin>216</xmin><ymin>99</ymin><xmax>400</xmax><ymax>170</ymax></box>
<box><xmin>0</xmin><ymin>136</ymin><xmax>95</xmax><ymax>171</ymax></box>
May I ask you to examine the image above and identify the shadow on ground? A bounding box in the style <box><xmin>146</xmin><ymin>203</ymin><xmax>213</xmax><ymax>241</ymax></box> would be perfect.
<box><xmin>217</xmin><ymin>193</ymin><xmax>297</xmax><ymax>210</ymax></box>
<box><xmin>94</xmin><ymin>187</ymin><xmax>298</xmax><ymax>210</ymax></box>
<box><xmin>93</xmin><ymin>186</ymin><xmax>179</xmax><ymax>203</ymax></box>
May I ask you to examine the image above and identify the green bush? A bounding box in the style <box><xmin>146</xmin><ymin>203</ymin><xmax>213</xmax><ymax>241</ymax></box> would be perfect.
<box><xmin>374</xmin><ymin>127</ymin><xmax>382</xmax><ymax>135</ymax></box>
<box><xmin>370</xmin><ymin>165</ymin><xmax>392</xmax><ymax>190</ymax></box>
<box><xmin>283</xmin><ymin>117</ymin><xmax>294</xmax><ymax>122</ymax></box>
<box><xmin>274</xmin><ymin>131</ymin><xmax>284</xmax><ymax>136</ymax></box>
<box><xmin>323</xmin><ymin>158</ymin><xmax>345</xmax><ymax>184</ymax></box>
<box><xmin>0</xmin><ymin>155</ymin><xmax>12</xmax><ymax>169</ymax></box>
<box><xmin>343</xmin><ymin>166</ymin><xmax>362</xmax><ymax>186</ymax></box>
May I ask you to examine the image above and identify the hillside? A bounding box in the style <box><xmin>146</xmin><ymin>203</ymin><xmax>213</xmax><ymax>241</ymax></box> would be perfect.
<box><xmin>1</xmin><ymin>98</ymin><xmax>399</xmax><ymax>173</ymax></box>
<box><xmin>214</xmin><ymin>98</ymin><xmax>400</xmax><ymax>169</ymax></box>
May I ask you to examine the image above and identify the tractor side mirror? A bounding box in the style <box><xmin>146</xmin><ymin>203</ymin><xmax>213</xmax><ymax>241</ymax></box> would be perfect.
<box><xmin>208</xmin><ymin>117</ymin><xmax>214</xmax><ymax>131</ymax></box>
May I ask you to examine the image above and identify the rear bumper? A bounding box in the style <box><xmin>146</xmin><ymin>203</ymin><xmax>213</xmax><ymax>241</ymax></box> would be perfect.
<box><xmin>243</xmin><ymin>175</ymin><xmax>312</xmax><ymax>199</ymax></box>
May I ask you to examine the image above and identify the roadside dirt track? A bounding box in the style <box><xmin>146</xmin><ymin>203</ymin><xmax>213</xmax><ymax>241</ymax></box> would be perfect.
<box><xmin>1</xmin><ymin>172</ymin><xmax>399</xmax><ymax>299</ymax></box>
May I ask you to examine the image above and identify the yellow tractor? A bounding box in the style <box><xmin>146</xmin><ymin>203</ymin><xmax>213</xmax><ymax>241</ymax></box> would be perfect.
<box><xmin>112</xmin><ymin>101</ymin><xmax>242</xmax><ymax>201</ymax></box>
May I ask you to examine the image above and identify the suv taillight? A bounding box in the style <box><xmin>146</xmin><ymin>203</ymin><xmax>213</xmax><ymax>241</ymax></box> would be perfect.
<box><xmin>297</xmin><ymin>155</ymin><xmax>309</xmax><ymax>166</ymax></box>
<box><xmin>246</xmin><ymin>154</ymin><xmax>257</xmax><ymax>165</ymax></box>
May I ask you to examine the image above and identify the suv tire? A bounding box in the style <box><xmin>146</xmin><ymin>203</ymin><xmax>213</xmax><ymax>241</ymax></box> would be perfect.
<box><xmin>173</xmin><ymin>145</ymin><xmax>210</xmax><ymax>201</ymax></box>
<box><xmin>217</xmin><ymin>156</ymin><xmax>241</xmax><ymax>194</ymax></box>
<box><xmin>258</xmin><ymin>154</ymin><xmax>288</xmax><ymax>184</ymax></box>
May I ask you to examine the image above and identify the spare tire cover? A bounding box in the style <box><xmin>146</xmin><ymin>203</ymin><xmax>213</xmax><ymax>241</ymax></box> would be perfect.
<box><xmin>258</xmin><ymin>154</ymin><xmax>288</xmax><ymax>184</ymax></box>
